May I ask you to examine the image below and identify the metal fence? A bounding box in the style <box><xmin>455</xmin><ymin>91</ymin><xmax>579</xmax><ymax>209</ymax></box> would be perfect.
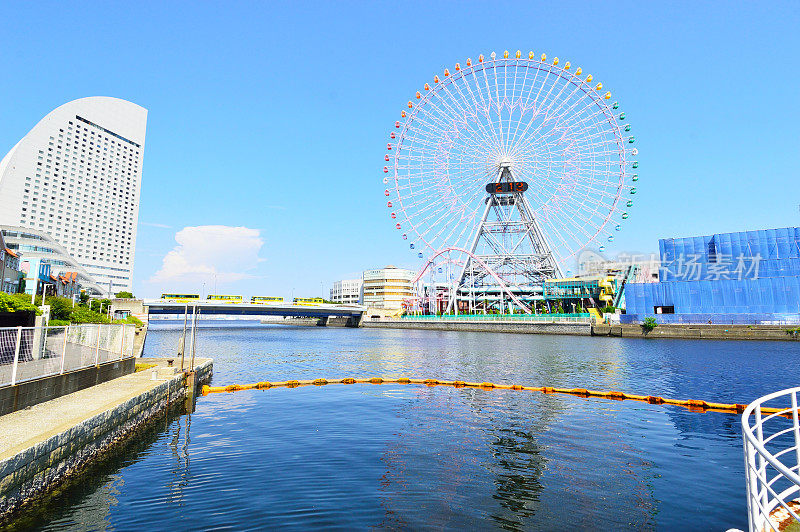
<box><xmin>398</xmin><ymin>313</ymin><xmax>592</xmax><ymax>324</ymax></box>
<box><xmin>742</xmin><ymin>387</ymin><xmax>800</xmax><ymax>531</ymax></box>
<box><xmin>0</xmin><ymin>324</ymin><xmax>136</xmax><ymax>388</ymax></box>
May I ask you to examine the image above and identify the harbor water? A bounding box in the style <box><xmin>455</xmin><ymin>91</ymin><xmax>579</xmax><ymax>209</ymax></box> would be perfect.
<box><xmin>8</xmin><ymin>322</ymin><xmax>800</xmax><ymax>530</ymax></box>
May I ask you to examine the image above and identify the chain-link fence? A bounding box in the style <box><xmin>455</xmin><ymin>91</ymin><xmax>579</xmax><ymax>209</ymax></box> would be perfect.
<box><xmin>0</xmin><ymin>324</ymin><xmax>136</xmax><ymax>387</ymax></box>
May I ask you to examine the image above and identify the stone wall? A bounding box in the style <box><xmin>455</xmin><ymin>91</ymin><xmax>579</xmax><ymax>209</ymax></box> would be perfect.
<box><xmin>0</xmin><ymin>360</ymin><xmax>213</xmax><ymax>521</ymax></box>
<box><xmin>363</xmin><ymin>320</ymin><xmax>591</xmax><ymax>336</ymax></box>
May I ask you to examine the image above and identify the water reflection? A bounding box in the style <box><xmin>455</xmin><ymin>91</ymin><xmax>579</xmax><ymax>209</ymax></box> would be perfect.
<box><xmin>11</xmin><ymin>324</ymin><xmax>800</xmax><ymax>530</ymax></box>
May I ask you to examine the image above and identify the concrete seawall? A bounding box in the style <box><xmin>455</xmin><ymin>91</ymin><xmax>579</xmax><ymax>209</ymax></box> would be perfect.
<box><xmin>364</xmin><ymin>320</ymin><xmax>800</xmax><ymax>341</ymax></box>
<box><xmin>363</xmin><ymin>320</ymin><xmax>591</xmax><ymax>336</ymax></box>
<box><xmin>593</xmin><ymin>323</ymin><xmax>800</xmax><ymax>341</ymax></box>
<box><xmin>0</xmin><ymin>357</ymin><xmax>212</xmax><ymax>521</ymax></box>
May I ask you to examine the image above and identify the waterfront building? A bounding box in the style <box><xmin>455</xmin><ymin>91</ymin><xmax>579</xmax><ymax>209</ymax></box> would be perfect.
<box><xmin>623</xmin><ymin>226</ymin><xmax>800</xmax><ymax>324</ymax></box>
<box><xmin>542</xmin><ymin>276</ymin><xmax>616</xmax><ymax>310</ymax></box>
<box><xmin>0</xmin><ymin>231</ymin><xmax>22</xmax><ymax>293</ymax></box>
<box><xmin>329</xmin><ymin>279</ymin><xmax>362</xmax><ymax>304</ymax></box>
<box><xmin>1</xmin><ymin>225</ymin><xmax>103</xmax><ymax>297</ymax></box>
<box><xmin>577</xmin><ymin>251</ymin><xmax>660</xmax><ymax>283</ymax></box>
<box><xmin>362</xmin><ymin>266</ymin><xmax>415</xmax><ymax>310</ymax></box>
<box><xmin>0</xmin><ymin>97</ymin><xmax>147</xmax><ymax>294</ymax></box>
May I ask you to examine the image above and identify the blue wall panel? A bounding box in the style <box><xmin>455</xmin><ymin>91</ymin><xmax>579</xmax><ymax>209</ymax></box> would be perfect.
<box><xmin>626</xmin><ymin>227</ymin><xmax>800</xmax><ymax>322</ymax></box>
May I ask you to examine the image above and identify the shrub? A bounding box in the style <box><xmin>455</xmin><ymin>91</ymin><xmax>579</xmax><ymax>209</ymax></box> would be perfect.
<box><xmin>641</xmin><ymin>317</ymin><xmax>658</xmax><ymax>334</ymax></box>
<box><xmin>70</xmin><ymin>306</ymin><xmax>110</xmax><ymax>324</ymax></box>
<box><xmin>0</xmin><ymin>292</ymin><xmax>41</xmax><ymax>315</ymax></box>
<box><xmin>48</xmin><ymin>319</ymin><xmax>70</xmax><ymax>327</ymax></box>
<box><xmin>115</xmin><ymin>291</ymin><xmax>134</xmax><ymax>299</ymax></box>
<box><xmin>113</xmin><ymin>315</ymin><xmax>144</xmax><ymax>327</ymax></box>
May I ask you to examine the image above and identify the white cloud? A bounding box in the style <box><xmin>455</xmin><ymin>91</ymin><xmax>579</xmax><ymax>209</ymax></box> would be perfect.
<box><xmin>148</xmin><ymin>225</ymin><xmax>264</xmax><ymax>283</ymax></box>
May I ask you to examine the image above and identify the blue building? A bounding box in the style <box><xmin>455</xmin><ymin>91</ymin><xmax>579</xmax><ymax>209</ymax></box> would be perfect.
<box><xmin>623</xmin><ymin>227</ymin><xmax>800</xmax><ymax>324</ymax></box>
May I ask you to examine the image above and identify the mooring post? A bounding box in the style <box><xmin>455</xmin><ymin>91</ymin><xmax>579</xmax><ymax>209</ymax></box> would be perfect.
<box><xmin>184</xmin><ymin>369</ymin><xmax>197</xmax><ymax>412</ymax></box>
<box><xmin>180</xmin><ymin>304</ymin><xmax>188</xmax><ymax>370</ymax></box>
<box><xmin>190</xmin><ymin>306</ymin><xmax>198</xmax><ymax>370</ymax></box>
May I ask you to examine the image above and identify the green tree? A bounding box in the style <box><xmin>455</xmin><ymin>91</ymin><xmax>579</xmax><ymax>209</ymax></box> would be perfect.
<box><xmin>45</xmin><ymin>295</ymin><xmax>74</xmax><ymax>321</ymax></box>
<box><xmin>79</xmin><ymin>292</ymin><xmax>89</xmax><ymax>306</ymax></box>
<box><xmin>115</xmin><ymin>291</ymin><xmax>134</xmax><ymax>299</ymax></box>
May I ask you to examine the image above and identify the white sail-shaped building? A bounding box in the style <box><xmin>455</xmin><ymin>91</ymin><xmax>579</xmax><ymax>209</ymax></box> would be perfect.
<box><xmin>0</xmin><ymin>97</ymin><xmax>147</xmax><ymax>294</ymax></box>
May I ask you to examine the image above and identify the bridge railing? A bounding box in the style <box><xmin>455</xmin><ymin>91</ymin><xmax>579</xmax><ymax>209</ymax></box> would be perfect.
<box><xmin>0</xmin><ymin>324</ymin><xmax>136</xmax><ymax>388</ymax></box>
<box><xmin>397</xmin><ymin>313</ymin><xmax>592</xmax><ymax>324</ymax></box>
<box><xmin>742</xmin><ymin>387</ymin><xmax>800</xmax><ymax>531</ymax></box>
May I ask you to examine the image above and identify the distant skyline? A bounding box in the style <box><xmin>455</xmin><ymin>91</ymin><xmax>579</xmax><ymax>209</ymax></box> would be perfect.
<box><xmin>1</xmin><ymin>1</ymin><xmax>798</xmax><ymax>298</ymax></box>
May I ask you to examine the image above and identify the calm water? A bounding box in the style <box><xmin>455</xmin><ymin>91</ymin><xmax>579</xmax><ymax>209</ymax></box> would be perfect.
<box><xmin>9</xmin><ymin>322</ymin><xmax>800</xmax><ymax>531</ymax></box>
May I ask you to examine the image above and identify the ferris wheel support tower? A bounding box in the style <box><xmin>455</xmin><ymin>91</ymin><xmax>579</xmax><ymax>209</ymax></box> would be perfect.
<box><xmin>446</xmin><ymin>161</ymin><xmax>561</xmax><ymax>313</ymax></box>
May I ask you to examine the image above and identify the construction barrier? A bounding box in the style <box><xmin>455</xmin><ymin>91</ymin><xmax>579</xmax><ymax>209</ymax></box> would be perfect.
<box><xmin>201</xmin><ymin>377</ymin><xmax>786</xmax><ymax>417</ymax></box>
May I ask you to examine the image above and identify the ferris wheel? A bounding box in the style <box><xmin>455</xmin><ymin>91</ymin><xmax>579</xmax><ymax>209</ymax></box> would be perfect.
<box><xmin>383</xmin><ymin>50</ymin><xmax>638</xmax><ymax>286</ymax></box>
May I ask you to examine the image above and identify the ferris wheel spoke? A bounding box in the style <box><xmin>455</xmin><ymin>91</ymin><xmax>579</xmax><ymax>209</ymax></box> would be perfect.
<box><xmin>478</xmin><ymin>64</ymin><xmax>509</xmax><ymax>151</ymax></box>
<box><xmin>419</xmin><ymin>85</ymin><xmax>491</xmax><ymax>150</ymax></box>
<box><xmin>438</xmin><ymin>77</ymin><xmax>505</xmax><ymax>159</ymax></box>
<box><xmin>457</xmin><ymin>66</ymin><xmax>506</xmax><ymax>151</ymax></box>
<box><xmin>511</xmin><ymin>85</ymin><xmax>598</xmax><ymax>158</ymax></box>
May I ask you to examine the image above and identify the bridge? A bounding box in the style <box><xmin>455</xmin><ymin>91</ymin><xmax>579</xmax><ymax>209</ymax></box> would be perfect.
<box><xmin>139</xmin><ymin>300</ymin><xmax>367</xmax><ymax>327</ymax></box>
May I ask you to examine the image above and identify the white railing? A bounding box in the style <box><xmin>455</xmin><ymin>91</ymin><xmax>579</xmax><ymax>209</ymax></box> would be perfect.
<box><xmin>0</xmin><ymin>324</ymin><xmax>136</xmax><ymax>387</ymax></box>
<box><xmin>742</xmin><ymin>387</ymin><xmax>800</xmax><ymax>531</ymax></box>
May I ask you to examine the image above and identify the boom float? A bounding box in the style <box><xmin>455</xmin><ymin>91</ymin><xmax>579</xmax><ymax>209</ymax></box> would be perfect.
<box><xmin>201</xmin><ymin>378</ymin><xmax>783</xmax><ymax>416</ymax></box>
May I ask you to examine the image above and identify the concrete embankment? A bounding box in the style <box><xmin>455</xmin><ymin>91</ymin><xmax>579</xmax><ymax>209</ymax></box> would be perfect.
<box><xmin>0</xmin><ymin>357</ymin><xmax>212</xmax><ymax>521</ymax></box>
<box><xmin>592</xmin><ymin>323</ymin><xmax>800</xmax><ymax>341</ymax></box>
<box><xmin>364</xmin><ymin>320</ymin><xmax>800</xmax><ymax>341</ymax></box>
<box><xmin>363</xmin><ymin>320</ymin><xmax>591</xmax><ymax>336</ymax></box>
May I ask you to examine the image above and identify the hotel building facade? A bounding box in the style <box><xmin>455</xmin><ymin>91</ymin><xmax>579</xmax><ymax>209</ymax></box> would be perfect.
<box><xmin>0</xmin><ymin>97</ymin><xmax>147</xmax><ymax>294</ymax></box>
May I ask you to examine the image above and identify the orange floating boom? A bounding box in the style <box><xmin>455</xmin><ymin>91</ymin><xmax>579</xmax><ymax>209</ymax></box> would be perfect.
<box><xmin>200</xmin><ymin>378</ymin><xmax>785</xmax><ymax>417</ymax></box>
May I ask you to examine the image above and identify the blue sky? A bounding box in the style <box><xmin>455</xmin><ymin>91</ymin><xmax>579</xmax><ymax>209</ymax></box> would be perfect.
<box><xmin>1</xmin><ymin>1</ymin><xmax>798</xmax><ymax>298</ymax></box>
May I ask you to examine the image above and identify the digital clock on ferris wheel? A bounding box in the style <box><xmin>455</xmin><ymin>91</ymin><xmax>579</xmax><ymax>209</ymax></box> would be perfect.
<box><xmin>485</xmin><ymin>181</ymin><xmax>529</xmax><ymax>194</ymax></box>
